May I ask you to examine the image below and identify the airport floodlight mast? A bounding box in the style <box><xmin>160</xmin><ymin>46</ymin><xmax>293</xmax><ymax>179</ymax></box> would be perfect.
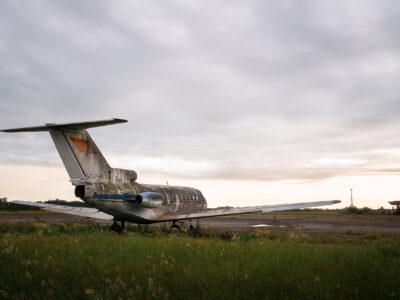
<box><xmin>350</xmin><ymin>188</ymin><xmax>354</xmax><ymax>207</ymax></box>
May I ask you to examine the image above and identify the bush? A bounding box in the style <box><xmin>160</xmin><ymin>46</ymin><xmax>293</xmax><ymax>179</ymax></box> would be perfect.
<box><xmin>0</xmin><ymin>198</ymin><xmax>7</xmax><ymax>210</ymax></box>
<box><xmin>343</xmin><ymin>206</ymin><xmax>375</xmax><ymax>215</ymax></box>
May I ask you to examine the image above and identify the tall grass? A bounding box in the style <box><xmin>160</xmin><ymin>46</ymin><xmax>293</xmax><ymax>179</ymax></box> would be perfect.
<box><xmin>0</xmin><ymin>224</ymin><xmax>399</xmax><ymax>299</ymax></box>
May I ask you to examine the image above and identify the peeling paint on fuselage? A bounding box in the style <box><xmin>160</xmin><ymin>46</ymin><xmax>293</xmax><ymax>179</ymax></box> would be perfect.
<box><xmin>82</xmin><ymin>182</ymin><xmax>207</xmax><ymax>223</ymax></box>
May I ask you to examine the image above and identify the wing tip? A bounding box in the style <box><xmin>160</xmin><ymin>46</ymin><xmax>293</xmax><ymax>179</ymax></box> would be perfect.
<box><xmin>112</xmin><ymin>118</ymin><xmax>128</xmax><ymax>123</ymax></box>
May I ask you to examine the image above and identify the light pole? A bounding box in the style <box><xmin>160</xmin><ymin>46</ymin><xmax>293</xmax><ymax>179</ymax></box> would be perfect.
<box><xmin>350</xmin><ymin>188</ymin><xmax>354</xmax><ymax>207</ymax></box>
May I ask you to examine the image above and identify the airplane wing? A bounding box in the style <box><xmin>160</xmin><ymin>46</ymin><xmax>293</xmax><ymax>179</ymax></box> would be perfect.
<box><xmin>156</xmin><ymin>200</ymin><xmax>341</xmax><ymax>221</ymax></box>
<box><xmin>10</xmin><ymin>200</ymin><xmax>340</xmax><ymax>223</ymax></box>
<box><xmin>10</xmin><ymin>201</ymin><xmax>114</xmax><ymax>220</ymax></box>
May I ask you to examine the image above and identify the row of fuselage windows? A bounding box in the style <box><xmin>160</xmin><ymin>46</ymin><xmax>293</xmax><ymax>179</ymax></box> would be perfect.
<box><xmin>165</xmin><ymin>194</ymin><xmax>200</xmax><ymax>201</ymax></box>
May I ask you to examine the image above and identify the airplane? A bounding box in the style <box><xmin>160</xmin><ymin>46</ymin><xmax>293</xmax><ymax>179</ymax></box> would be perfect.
<box><xmin>1</xmin><ymin>119</ymin><xmax>340</xmax><ymax>232</ymax></box>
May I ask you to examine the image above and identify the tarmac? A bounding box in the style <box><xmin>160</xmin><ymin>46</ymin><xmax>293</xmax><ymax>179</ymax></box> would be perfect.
<box><xmin>1</xmin><ymin>211</ymin><xmax>399</xmax><ymax>233</ymax></box>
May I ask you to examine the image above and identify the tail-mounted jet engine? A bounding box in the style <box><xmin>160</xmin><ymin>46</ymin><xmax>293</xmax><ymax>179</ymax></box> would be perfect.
<box><xmin>74</xmin><ymin>185</ymin><xmax>94</xmax><ymax>198</ymax></box>
<box><xmin>135</xmin><ymin>192</ymin><xmax>163</xmax><ymax>208</ymax></box>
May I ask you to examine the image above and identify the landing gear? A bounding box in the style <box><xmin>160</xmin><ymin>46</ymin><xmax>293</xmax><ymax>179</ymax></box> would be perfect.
<box><xmin>170</xmin><ymin>220</ymin><xmax>193</xmax><ymax>231</ymax></box>
<box><xmin>188</xmin><ymin>219</ymin><xmax>194</xmax><ymax>231</ymax></box>
<box><xmin>171</xmin><ymin>220</ymin><xmax>183</xmax><ymax>230</ymax></box>
<box><xmin>110</xmin><ymin>220</ymin><xmax>125</xmax><ymax>233</ymax></box>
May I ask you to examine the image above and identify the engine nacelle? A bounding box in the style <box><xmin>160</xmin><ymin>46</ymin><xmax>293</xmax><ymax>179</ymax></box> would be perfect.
<box><xmin>135</xmin><ymin>192</ymin><xmax>163</xmax><ymax>208</ymax></box>
<box><xmin>112</xmin><ymin>168</ymin><xmax>137</xmax><ymax>183</ymax></box>
<box><xmin>74</xmin><ymin>184</ymin><xmax>94</xmax><ymax>198</ymax></box>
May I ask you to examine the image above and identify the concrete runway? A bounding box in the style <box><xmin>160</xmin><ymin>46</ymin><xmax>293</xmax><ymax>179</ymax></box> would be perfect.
<box><xmin>199</xmin><ymin>215</ymin><xmax>400</xmax><ymax>233</ymax></box>
<box><xmin>1</xmin><ymin>211</ymin><xmax>399</xmax><ymax>233</ymax></box>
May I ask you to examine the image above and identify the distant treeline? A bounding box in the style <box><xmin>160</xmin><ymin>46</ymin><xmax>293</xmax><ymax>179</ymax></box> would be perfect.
<box><xmin>38</xmin><ymin>199</ymin><xmax>87</xmax><ymax>207</ymax></box>
<box><xmin>0</xmin><ymin>198</ymin><xmax>37</xmax><ymax>211</ymax></box>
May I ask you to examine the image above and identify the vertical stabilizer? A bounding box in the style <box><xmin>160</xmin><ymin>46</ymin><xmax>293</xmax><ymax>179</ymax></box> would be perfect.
<box><xmin>1</xmin><ymin>118</ymin><xmax>127</xmax><ymax>185</ymax></box>
<box><xmin>49</xmin><ymin>128</ymin><xmax>111</xmax><ymax>184</ymax></box>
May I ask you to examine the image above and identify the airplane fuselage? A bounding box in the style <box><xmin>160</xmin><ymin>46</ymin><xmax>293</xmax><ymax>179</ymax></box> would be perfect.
<box><xmin>78</xmin><ymin>181</ymin><xmax>207</xmax><ymax>223</ymax></box>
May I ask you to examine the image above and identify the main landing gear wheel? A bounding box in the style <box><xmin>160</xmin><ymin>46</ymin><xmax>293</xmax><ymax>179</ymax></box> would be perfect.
<box><xmin>171</xmin><ymin>220</ymin><xmax>183</xmax><ymax>230</ymax></box>
<box><xmin>110</xmin><ymin>220</ymin><xmax>125</xmax><ymax>234</ymax></box>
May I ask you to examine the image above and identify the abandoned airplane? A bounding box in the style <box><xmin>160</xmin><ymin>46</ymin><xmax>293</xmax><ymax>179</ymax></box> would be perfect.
<box><xmin>1</xmin><ymin>119</ymin><xmax>340</xmax><ymax>231</ymax></box>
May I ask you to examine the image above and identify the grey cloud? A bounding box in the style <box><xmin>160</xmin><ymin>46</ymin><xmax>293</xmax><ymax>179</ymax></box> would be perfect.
<box><xmin>1</xmin><ymin>0</ymin><xmax>400</xmax><ymax>182</ymax></box>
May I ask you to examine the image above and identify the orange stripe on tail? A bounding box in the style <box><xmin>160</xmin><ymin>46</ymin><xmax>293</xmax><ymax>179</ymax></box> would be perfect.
<box><xmin>70</xmin><ymin>137</ymin><xmax>87</xmax><ymax>153</ymax></box>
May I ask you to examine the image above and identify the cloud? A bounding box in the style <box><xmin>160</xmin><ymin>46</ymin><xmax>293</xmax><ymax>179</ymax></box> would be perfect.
<box><xmin>1</xmin><ymin>0</ymin><xmax>400</xmax><ymax>182</ymax></box>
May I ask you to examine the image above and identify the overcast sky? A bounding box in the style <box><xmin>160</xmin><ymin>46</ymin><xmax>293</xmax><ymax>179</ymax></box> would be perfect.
<box><xmin>1</xmin><ymin>1</ymin><xmax>400</xmax><ymax>207</ymax></box>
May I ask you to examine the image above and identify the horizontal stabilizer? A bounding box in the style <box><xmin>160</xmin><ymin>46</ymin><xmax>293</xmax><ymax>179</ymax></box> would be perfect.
<box><xmin>1</xmin><ymin>118</ymin><xmax>127</xmax><ymax>132</ymax></box>
<box><xmin>11</xmin><ymin>201</ymin><xmax>114</xmax><ymax>220</ymax></box>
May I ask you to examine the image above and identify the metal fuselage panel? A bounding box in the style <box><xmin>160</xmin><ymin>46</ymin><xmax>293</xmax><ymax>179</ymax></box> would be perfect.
<box><xmin>82</xmin><ymin>181</ymin><xmax>207</xmax><ymax>223</ymax></box>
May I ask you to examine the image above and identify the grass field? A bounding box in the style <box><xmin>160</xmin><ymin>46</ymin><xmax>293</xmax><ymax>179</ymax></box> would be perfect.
<box><xmin>1</xmin><ymin>223</ymin><xmax>399</xmax><ymax>299</ymax></box>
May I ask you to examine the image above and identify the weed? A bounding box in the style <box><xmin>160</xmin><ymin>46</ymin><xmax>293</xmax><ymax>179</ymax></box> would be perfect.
<box><xmin>0</xmin><ymin>223</ymin><xmax>399</xmax><ymax>299</ymax></box>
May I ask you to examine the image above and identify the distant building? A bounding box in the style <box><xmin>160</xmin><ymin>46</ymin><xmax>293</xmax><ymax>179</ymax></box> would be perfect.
<box><xmin>389</xmin><ymin>201</ymin><xmax>400</xmax><ymax>209</ymax></box>
<box><xmin>378</xmin><ymin>201</ymin><xmax>400</xmax><ymax>215</ymax></box>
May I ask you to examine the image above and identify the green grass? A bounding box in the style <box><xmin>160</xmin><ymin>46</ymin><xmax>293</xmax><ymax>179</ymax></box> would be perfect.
<box><xmin>0</xmin><ymin>224</ymin><xmax>399</xmax><ymax>299</ymax></box>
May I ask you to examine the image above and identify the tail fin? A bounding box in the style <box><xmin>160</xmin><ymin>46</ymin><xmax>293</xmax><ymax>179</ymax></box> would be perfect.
<box><xmin>1</xmin><ymin>118</ymin><xmax>127</xmax><ymax>185</ymax></box>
